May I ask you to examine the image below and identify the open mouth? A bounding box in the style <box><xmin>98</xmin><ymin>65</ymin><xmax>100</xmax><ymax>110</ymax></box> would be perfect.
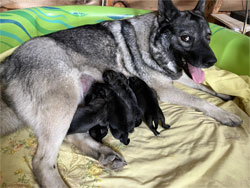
<box><xmin>182</xmin><ymin>58</ymin><xmax>205</xmax><ymax>84</ymax></box>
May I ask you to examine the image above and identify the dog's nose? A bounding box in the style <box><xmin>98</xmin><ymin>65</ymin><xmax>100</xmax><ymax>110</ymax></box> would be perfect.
<box><xmin>201</xmin><ymin>43</ymin><xmax>217</xmax><ymax>67</ymax></box>
<box><xmin>207</xmin><ymin>56</ymin><xmax>217</xmax><ymax>65</ymax></box>
<box><xmin>203</xmin><ymin>54</ymin><xmax>217</xmax><ymax>67</ymax></box>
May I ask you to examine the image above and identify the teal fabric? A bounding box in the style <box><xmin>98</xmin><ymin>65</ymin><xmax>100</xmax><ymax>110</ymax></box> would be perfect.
<box><xmin>0</xmin><ymin>6</ymin><xmax>249</xmax><ymax>75</ymax></box>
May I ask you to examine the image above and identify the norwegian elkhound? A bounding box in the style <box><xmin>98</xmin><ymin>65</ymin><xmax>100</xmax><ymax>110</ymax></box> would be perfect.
<box><xmin>0</xmin><ymin>0</ymin><xmax>242</xmax><ymax>187</ymax></box>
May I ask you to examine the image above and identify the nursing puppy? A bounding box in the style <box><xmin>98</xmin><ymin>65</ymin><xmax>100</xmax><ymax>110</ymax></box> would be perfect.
<box><xmin>69</xmin><ymin>70</ymin><xmax>140</xmax><ymax>145</ymax></box>
<box><xmin>75</xmin><ymin>72</ymin><xmax>168</xmax><ymax>142</ymax></box>
<box><xmin>129</xmin><ymin>77</ymin><xmax>170</xmax><ymax>136</ymax></box>
<box><xmin>100</xmin><ymin>70</ymin><xmax>142</xmax><ymax>145</ymax></box>
<box><xmin>74</xmin><ymin>71</ymin><xmax>168</xmax><ymax>143</ymax></box>
<box><xmin>103</xmin><ymin>70</ymin><xmax>143</xmax><ymax>132</ymax></box>
<box><xmin>68</xmin><ymin>82</ymin><xmax>131</xmax><ymax>145</ymax></box>
<box><xmin>67</xmin><ymin>82</ymin><xmax>110</xmax><ymax>135</ymax></box>
<box><xmin>0</xmin><ymin>0</ymin><xmax>242</xmax><ymax>187</ymax></box>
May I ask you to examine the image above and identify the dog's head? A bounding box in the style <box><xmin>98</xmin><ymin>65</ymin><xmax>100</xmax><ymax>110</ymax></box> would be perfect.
<box><xmin>154</xmin><ymin>0</ymin><xmax>217</xmax><ymax>83</ymax></box>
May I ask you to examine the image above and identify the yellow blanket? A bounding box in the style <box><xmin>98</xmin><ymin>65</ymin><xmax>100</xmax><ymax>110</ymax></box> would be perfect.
<box><xmin>0</xmin><ymin>52</ymin><xmax>249</xmax><ymax>187</ymax></box>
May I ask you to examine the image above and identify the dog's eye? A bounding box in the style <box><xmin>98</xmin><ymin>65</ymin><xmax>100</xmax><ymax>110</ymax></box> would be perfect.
<box><xmin>180</xmin><ymin>35</ymin><xmax>191</xmax><ymax>43</ymax></box>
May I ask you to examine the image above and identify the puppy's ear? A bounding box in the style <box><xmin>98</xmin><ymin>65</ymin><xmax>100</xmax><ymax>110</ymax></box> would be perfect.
<box><xmin>103</xmin><ymin>69</ymin><xmax>116</xmax><ymax>83</ymax></box>
<box><xmin>193</xmin><ymin>0</ymin><xmax>206</xmax><ymax>15</ymax></box>
<box><xmin>158</xmin><ymin>0</ymin><xmax>179</xmax><ymax>23</ymax></box>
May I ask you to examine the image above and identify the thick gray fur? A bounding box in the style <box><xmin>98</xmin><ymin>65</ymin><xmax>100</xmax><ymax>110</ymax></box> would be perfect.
<box><xmin>0</xmin><ymin>0</ymin><xmax>242</xmax><ymax>187</ymax></box>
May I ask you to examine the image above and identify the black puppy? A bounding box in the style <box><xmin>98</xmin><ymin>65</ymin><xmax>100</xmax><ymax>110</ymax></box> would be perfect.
<box><xmin>67</xmin><ymin>82</ymin><xmax>110</xmax><ymax>135</ymax></box>
<box><xmin>129</xmin><ymin>77</ymin><xmax>170</xmax><ymax>135</ymax></box>
<box><xmin>103</xmin><ymin>70</ymin><xmax>143</xmax><ymax>131</ymax></box>
<box><xmin>68</xmin><ymin>71</ymin><xmax>138</xmax><ymax>145</ymax></box>
<box><xmin>102</xmin><ymin>70</ymin><xmax>143</xmax><ymax>145</ymax></box>
<box><xmin>69</xmin><ymin>71</ymin><xmax>167</xmax><ymax>144</ymax></box>
<box><xmin>106</xmin><ymin>89</ymin><xmax>131</xmax><ymax>145</ymax></box>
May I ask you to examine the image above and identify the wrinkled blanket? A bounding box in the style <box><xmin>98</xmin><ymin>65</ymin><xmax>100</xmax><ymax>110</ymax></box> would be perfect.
<box><xmin>0</xmin><ymin>58</ymin><xmax>249</xmax><ymax>187</ymax></box>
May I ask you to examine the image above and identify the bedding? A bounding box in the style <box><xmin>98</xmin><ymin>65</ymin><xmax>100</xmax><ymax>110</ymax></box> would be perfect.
<box><xmin>0</xmin><ymin>6</ymin><xmax>249</xmax><ymax>188</ymax></box>
<box><xmin>1</xmin><ymin>64</ymin><xmax>249</xmax><ymax>187</ymax></box>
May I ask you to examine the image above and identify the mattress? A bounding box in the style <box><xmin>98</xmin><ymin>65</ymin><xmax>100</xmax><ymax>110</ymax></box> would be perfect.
<box><xmin>0</xmin><ymin>6</ymin><xmax>249</xmax><ymax>188</ymax></box>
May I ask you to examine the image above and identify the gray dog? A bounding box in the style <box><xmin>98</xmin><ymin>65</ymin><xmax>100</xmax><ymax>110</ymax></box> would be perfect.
<box><xmin>0</xmin><ymin>0</ymin><xmax>242</xmax><ymax>187</ymax></box>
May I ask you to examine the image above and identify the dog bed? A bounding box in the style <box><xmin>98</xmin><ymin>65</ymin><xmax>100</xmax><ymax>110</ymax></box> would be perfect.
<box><xmin>0</xmin><ymin>6</ymin><xmax>249</xmax><ymax>188</ymax></box>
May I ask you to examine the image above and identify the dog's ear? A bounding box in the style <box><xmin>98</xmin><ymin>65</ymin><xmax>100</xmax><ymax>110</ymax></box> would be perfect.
<box><xmin>193</xmin><ymin>0</ymin><xmax>206</xmax><ymax>15</ymax></box>
<box><xmin>158</xmin><ymin>0</ymin><xmax>179</xmax><ymax>23</ymax></box>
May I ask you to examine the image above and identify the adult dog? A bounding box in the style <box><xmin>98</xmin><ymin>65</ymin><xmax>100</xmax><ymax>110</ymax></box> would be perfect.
<box><xmin>0</xmin><ymin>0</ymin><xmax>242</xmax><ymax>187</ymax></box>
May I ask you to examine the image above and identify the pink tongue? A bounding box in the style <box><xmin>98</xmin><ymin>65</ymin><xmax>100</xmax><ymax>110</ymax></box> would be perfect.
<box><xmin>187</xmin><ymin>64</ymin><xmax>205</xmax><ymax>83</ymax></box>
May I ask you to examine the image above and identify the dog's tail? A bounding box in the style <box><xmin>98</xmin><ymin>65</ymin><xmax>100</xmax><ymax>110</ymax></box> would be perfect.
<box><xmin>0</xmin><ymin>61</ymin><xmax>24</xmax><ymax>136</ymax></box>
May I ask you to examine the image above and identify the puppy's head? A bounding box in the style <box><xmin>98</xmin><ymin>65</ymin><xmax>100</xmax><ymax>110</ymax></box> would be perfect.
<box><xmin>155</xmin><ymin>0</ymin><xmax>217</xmax><ymax>83</ymax></box>
<box><xmin>103</xmin><ymin>69</ymin><xmax>129</xmax><ymax>85</ymax></box>
<box><xmin>85</xmin><ymin>83</ymin><xmax>112</xmax><ymax>104</ymax></box>
<box><xmin>110</xmin><ymin>127</ymin><xmax>130</xmax><ymax>145</ymax></box>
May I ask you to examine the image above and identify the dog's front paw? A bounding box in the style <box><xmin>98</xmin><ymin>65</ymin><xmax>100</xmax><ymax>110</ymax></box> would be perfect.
<box><xmin>98</xmin><ymin>145</ymin><xmax>127</xmax><ymax>170</ymax></box>
<box><xmin>207</xmin><ymin>108</ymin><xmax>243</xmax><ymax>127</ymax></box>
<box><xmin>216</xmin><ymin>93</ymin><xmax>234</xmax><ymax>101</ymax></box>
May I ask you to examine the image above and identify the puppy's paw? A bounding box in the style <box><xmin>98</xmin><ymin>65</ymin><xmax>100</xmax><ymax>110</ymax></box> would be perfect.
<box><xmin>207</xmin><ymin>108</ymin><xmax>243</xmax><ymax>127</ymax></box>
<box><xmin>145</xmin><ymin>107</ymin><xmax>170</xmax><ymax>133</ymax></box>
<box><xmin>145</xmin><ymin>118</ymin><xmax>158</xmax><ymax>136</ymax></box>
<box><xmin>98</xmin><ymin>145</ymin><xmax>127</xmax><ymax>170</ymax></box>
<box><xmin>162</xmin><ymin>124</ymin><xmax>171</xmax><ymax>129</ymax></box>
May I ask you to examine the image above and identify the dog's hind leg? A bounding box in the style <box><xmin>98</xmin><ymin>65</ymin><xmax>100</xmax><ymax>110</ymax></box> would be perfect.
<box><xmin>5</xmin><ymin>77</ymin><xmax>82</xmax><ymax>188</ymax></box>
<box><xmin>66</xmin><ymin>133</ymin><xmax>127</xmax><ymax>170</ymax></box>
<box><xmin>30</xmin><ymin>83</ymin><xmax>80</xmax><ymax>188</ymax></box>
<box><xmin>176</xmin><ymin>73</ymin><xmax>233</xmax><ymax>100</ymax></box>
